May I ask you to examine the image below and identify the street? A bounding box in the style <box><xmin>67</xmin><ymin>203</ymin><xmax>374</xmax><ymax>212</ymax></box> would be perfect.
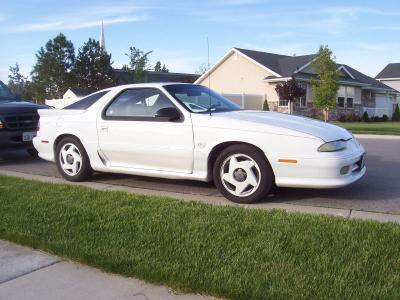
<box><xmin>0</xmin><ymin>136</ymin><xmax>399</xmax><ymax>215</ymax></box>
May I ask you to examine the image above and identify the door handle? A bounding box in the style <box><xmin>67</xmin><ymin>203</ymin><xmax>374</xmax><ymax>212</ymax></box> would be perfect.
<box><xmin>100</xmin><ymin>125</ymin><xmax>109</xmax><ymax>131</ymax></box>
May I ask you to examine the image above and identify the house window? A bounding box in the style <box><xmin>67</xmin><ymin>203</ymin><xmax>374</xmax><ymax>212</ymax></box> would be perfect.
<box><xmin>278</xmin><ymin>99</ymin><xmax>289</xmax><ymax>107</ymax></box>
<box><xmin>346</xmin><ymin>98</ymin><xmax>353</xmax><ymax>108</ymax></box>
<box><xmin>337</xmin><ymin>86</ymin><xmax>355</xmax><ymax>109</ymax></box>
<box><xmin>337</xmin><ymin>97</ymin><xmax>345</xmax><ymax>108</ymax></box>
<box><xmin>299</xmin><ymin>96</ymin><xmax>307</xmax><ymax>107</ymax></box>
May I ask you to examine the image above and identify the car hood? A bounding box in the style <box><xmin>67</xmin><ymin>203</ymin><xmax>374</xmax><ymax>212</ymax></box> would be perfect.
<box><xmin>209</xmin><ymin>111</ymin><xmax>352</xmax><ymax>142</ymax></box>
<box><xmin>0</xmin><ymin>100</ymin><xmax>48</xmax><ymax>115</ymax></box>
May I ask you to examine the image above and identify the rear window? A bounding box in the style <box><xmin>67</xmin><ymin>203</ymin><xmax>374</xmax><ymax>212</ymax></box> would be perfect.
<box><xmin>63</xmin><ymin>91</ymin><xmax>109</xmax><ymax>110</ymax></box>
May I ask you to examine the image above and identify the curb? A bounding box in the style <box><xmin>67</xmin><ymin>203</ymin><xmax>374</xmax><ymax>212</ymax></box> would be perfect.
<box><xmin>0</xmin><ymin>169</ymin><xmax>399</xmax><ymax>224</ymax></box>
<box><xmin>354</xmin><ymin>134</ymin><xmax>400</xmax><ymax>140</ymax></box>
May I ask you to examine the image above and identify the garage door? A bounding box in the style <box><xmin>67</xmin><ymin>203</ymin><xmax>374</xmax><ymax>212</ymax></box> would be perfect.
<box><xmin>222</xmin><ymin>93</ymin><xmax>265</xmax><ymax>110</ymax></box>
<box><xmin>375</xmin><ymin>96</ymin><xmax>393</xmax><ymax>117</ymax></box>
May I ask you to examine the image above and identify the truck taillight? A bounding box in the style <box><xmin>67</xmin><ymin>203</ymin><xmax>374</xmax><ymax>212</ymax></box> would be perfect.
<box><xmin>36</xmin><ymin>120</ymin><xmax>40</xmax><ymax>132</ymax></box>
<box><xmin>0</xmin><ymin>120</ymin><xmax>4</xmax><ymax>129</ymax></box>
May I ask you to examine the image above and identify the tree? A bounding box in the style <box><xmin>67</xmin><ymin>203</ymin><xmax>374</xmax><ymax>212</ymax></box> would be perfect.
<box><xmin>125</xmin><ymin>46</ymin><xmax>152</xmax><ymax>82</ymax></box>
<box><xmin>8</xmin><ymin>63</ymin><xmax>30</xmax><ymax>99</ymax></box>
<box><xmin>262</xmin><ymin>99</ymin><xmax>269</xmax><ymax>111</ymax></box>
<box><xmin>154</xmin><ymin>61</ymin><xmax>162</xmax><ymax>72</ymax></box>
<box><xmin>393</xmin><ymin>104</ymin><xmax>400</xmax><ymax>121</ymax></box>
<box><xmin>275</xmin><ymin>78</ymin><xmax>306</xmax><ymax>114</ymax></box>
<box><xmin>310</xmin><ymin>45</ymin><xmax>339</xmax><ymax>122</ymax></box>
<box><xmin>195</xmin><ymin>63</ymin><xmax>208</xmax><ymax>75</ymax></box>
<box><xmin>74</xmin><ymin>38</ymin><xmax>115</xmax><ymax>90</ymax></box>
<box><xmin>153</xmin><ymin>61</ymin><xmax>169</xmax><ymax>73</ymax></box>
<box><xmin>161</xmin><ymin>64</ymin><xmax>169</xmax><ymax>73</ymax></box>
<box><xmin>31</xmin><ymin>33</ymin><xmax>76</xmax><ymax>100</ymax></box>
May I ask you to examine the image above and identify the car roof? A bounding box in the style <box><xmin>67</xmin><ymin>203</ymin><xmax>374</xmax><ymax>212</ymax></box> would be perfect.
<box><xmin>111</xmin><ymin>82</ymin><xmax>195</xmax><ymax>90</ymax></box>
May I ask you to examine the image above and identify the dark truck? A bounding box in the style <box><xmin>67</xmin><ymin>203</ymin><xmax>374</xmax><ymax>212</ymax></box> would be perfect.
<box><xmin>0</xmin><ymin>80</ymin><xmax>48</xmax><ymax>156</ymax></box>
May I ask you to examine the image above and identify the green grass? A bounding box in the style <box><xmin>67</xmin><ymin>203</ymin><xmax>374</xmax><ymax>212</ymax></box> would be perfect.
<box><xmin>1</xmin><ymin>175</ymin><xmax>400</xmax><ymax>299</ymax></box>
<box><xmin>334</xmin><ymin>122</ymin><xmax>400</xmax><ymax>135</ymax></box>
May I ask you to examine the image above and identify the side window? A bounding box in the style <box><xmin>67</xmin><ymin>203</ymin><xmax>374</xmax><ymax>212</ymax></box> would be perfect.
<box><xmin>105</xmin><ymin>89</ymin><xmax>175</xmax><ymax>118</ymax></box>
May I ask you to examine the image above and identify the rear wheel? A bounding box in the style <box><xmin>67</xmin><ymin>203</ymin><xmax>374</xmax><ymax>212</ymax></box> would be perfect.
<box><xmin>55</xmin><ymin>137</ymin><xmax>92</xmax><ymax>181</ymax></box>
<box><xmin>213</xmin><ymin>144</ymin><xmax>274</xmax><ymax>204</ymax></box>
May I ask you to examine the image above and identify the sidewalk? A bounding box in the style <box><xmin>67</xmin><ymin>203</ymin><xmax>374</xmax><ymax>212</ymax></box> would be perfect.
<box><xmin>0</xmin><ymin>240</ymin><xmax>210</xmax><ymax>300</ymax></box>
<box><xmin>0</xmin><ymin>169</ymin><xmax>399</xmax><ymax>224</ymax></box>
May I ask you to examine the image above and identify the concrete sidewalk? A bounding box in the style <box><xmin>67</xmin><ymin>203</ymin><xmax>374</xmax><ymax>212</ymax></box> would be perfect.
<box><xmin>0</xmin><ymin>240</ymin><xmax>210</xmax><ymax>300</ymax></box>
<box><xmin>1</xmin><ymin>169</ymin><xmax>399</xmax><ymax>224</ymax></box>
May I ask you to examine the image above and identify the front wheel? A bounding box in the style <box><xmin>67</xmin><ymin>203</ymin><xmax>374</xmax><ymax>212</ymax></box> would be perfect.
<box><xmin>213</xmin><ymin>144</ymin><xmax>274</xmax><ymax>204</ymax></box>
<box><xmin>55</xmin><ymin>137</ymin><xmax>92</xmax><ymax>182</ymax></box>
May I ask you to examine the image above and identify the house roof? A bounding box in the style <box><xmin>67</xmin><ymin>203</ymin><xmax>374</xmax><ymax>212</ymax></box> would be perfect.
<box><xmin>341</xmin><ymin>64</ymin><xmax>396</xmax><ymax>90</ymax></box>
<box><xmin>113</xmin><ymin>69</ymin><xmax>199</xmax><ymax>85</ymax></box>
<box><xmin>375</xmin><ymin>63</ymin><xmax>400</xmax><ymax>79</ymax></box>
<box><xmin>234</xmin><ymin>48</ymin><xmax>316</xmax><ymax>77</ymax></box>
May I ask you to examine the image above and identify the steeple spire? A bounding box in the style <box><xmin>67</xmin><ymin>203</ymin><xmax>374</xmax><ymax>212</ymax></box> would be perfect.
<box><xmin>99</xmin><ymin>21</ymin><xmax>105</xmax><ymax>52</ymax></box>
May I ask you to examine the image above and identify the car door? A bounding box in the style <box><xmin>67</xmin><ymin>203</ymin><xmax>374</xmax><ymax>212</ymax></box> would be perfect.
<box><xmin>97</xmin><ymin>88</ymin><xmax>194</xmax><ymax>173</ymax></box>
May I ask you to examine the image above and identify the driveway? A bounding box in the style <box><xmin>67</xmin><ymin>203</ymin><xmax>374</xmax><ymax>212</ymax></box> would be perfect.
<box><xmin>0</xmin><ymin>136</ymin><xmax>399</xmax><ymax>215</ymax></box>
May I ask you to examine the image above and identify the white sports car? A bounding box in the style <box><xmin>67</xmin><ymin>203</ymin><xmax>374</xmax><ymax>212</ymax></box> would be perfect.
<box><xmin>34</xmin><ymin>83</ymin><xmax>366</xmax><ymax>203</ymax></box>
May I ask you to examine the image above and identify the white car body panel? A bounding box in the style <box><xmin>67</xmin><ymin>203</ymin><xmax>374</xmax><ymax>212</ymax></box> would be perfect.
<box><xmin>34</xmin><ymin>83</ymin><xmax>366</xmax><ymax>188</ymax></box>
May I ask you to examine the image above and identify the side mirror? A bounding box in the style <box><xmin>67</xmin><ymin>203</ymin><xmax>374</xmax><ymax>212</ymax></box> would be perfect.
<box><xmin>155</xmin><ymin>107</ymin><xmax>181</xmax><ymax>121</ymax></box>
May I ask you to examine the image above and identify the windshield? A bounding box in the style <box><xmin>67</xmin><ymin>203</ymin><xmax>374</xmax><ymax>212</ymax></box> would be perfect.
<box><xmin>0</xmin><ymin>81</ymin><xmax>18</xmax><ymax>101</ymax></box>
<box><xmin>163</xmin><ymin>84</ymin><xmax>240</xmax><ymax>113</ymax></box>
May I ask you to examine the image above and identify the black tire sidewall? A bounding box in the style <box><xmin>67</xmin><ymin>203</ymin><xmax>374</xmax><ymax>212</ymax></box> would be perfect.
<box><xmin>55</xmin><ymin>137</ymin><xmax>92</xmax><ymax>182</ymax></box>
<box><xmin>213</xmin><ymin>144</ymin><xmax>274</xmax><ymax>204</ymax></box>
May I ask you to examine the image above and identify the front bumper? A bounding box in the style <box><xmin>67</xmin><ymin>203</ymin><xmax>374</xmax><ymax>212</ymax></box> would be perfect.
<box><xmin>273</xmin><ymin>148</ymin><xmax>367</xmax><ymax>189</ymax></box>
<box><xmin>0</xmin><ymin>131</ymin><xmax>34</xmax><ymax>150</ymax></box>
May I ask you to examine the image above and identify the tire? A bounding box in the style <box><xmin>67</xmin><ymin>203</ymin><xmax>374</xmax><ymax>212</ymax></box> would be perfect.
<box><xmin>55</xmin><ymin>136</ymin><xmax>92</xmax><ymax>182</ymax></box>
<box><xmin>27</xmin><ymin>148</ymin><xmax>38</xmax><ymax>157</ymax></box>
<box><xmin>213</xmin><ymin>144</ymin><xmax>274</xmax><ymax>204</ymax></box>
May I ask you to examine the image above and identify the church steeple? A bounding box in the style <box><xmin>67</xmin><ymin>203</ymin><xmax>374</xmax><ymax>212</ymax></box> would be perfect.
<box><xmin>99</xmin><ymin>21</ymin><xmax>105</xmax><ymax>51</ymax></box>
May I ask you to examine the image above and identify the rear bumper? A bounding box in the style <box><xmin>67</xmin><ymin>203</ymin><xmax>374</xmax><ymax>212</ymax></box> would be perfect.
<box><xmin>0</xmin><ymin>131</ymin><xmax>34</xmax><ymax>150</ymax></box>
<box><xmin>33</xmin><ymin>136</ymin><xmax>55</xmax><ymax>162</ymax></box>
<box><xmin>273</xmin><ymin>148</ymin><xmax>367</xmax><ymax>189</ymax></box>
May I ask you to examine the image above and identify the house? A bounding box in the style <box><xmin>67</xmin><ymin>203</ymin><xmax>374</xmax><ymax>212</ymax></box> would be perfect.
<box><xmin>63</xmin><ymin>87</ymin><xmax>97</xmax><ymax>100</ymax></box>
<box><xmin>113</xmin><ymin>69</ymin><xmax>199</xmax><ymax>85</ymax></box>
<box><xmin>195</xmin><ymin>47</ymin><xmax>398</xmax><ymax>119</ymax></box>
<box><xmin>375</xmin><ymin>63</ymin><xmax>400</xmax><ymax>108</ymax></box>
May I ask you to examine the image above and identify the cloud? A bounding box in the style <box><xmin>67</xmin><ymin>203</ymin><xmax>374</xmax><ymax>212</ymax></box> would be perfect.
<box><xmin>11</xmin><ymin>2</ymin><xmax>150</xmax><ymax>32</ymax></box>
<box><xmin>14</xmin><ymin>16</ymin><xmax>146</xmax><ymax>32</ymax></box>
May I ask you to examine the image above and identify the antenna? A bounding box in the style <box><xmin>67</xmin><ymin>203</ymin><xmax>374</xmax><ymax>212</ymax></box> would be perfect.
<box><xmin>207</xmin><ymin>37</ymin><xmax>212</xmax><ymax>116</ymax></box>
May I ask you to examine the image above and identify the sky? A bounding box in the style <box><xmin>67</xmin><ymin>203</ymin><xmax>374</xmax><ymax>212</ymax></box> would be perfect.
<box><xmin>1</xmin><ymin>0</ymin><xmax>400</xmax><ymax>83</ymax></box>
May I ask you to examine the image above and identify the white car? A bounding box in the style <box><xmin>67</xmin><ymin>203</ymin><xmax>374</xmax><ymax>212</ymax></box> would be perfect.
<box><xmin>34</xmin><ymin>83</ymin><xmax>366</xmax><ymax>203</ymax></box>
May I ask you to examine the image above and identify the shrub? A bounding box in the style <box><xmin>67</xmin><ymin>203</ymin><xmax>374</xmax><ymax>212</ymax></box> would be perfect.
<box><xmin>393</xmin><ymin>104</ymin><xmax>400</xmax><ymax>121</ymax></box>
<box><xmin>262</xmin><ymin>100</ymin><xmax>270</xmax><ymax>111</ymax></box>
<box><xmin>338</xmin><ymin>114</ymin><xmax>347</xmax><ymax>122</ymax></box>
<box><xmin>382</xmin><ymin>114</ymin><xmax>389</xmax><ymax>122</ymax></box>
<box><xmin>362</xmin><ymin>111</ymin><xmax>369</xmax><ymax>122</ymax></box>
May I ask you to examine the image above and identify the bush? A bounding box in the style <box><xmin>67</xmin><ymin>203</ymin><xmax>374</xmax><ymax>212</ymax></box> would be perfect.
<box><xmin>338</xmin><ymin>114</ymin><xmax>347</xmax><ymax>122</ymax></box>
<box><xmin>362</xmin><ymin>111</ymin><xmax>369</xmax><ymax>122</ymax></box>
<box><xmin>382</xmin><ymin>114</ymin><xmax>389</xmax><ymax>122</ymax></box>
<box><xmin>393</xmin><ymin>104</ymin><xmax>400</xmax><ymax>122</ymax></box>
<box><xmin>372</xmin><ymin>116</ymin><xmax>381</xmax><ymax>122</ymax></box>
<box><xmin>262</xmin><ymin>100</ymin><xmax>269</xmax><ymax>111</ymax></box>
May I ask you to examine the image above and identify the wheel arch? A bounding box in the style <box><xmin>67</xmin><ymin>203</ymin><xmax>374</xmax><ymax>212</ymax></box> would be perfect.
<box><xmin>207</xmin><ymin>141</ymin><xmax>274</xmax><ymax>181</ymax></box>
<box><xmin>53</xmin><ymin>133</ymin><xmax>93</xmax><ymax>167</ymax></box>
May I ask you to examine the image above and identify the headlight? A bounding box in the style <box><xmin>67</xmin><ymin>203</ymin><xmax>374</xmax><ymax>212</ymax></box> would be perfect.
<box><xmin>318</xmin><ymin>140</ymin><xmax>347</xmax><ymax>152</ymax></box>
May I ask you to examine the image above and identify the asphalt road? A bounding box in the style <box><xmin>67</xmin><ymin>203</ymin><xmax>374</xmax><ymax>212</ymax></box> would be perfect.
<box><xmin>0</xmin><ymin>137</ymin><xmax>399</xmax><ymax>214</ymax></box>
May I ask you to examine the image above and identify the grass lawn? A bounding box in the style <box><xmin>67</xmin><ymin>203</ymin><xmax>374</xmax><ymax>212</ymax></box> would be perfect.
<box><xmin>334</xmin><ymin>122</ymin><xmax>400</xmax><ymax>135</ymax></box>
<box><xmin>1</xmin><ymin>175</ymin><xmax>400</xmax><ymax>299</ymax></box>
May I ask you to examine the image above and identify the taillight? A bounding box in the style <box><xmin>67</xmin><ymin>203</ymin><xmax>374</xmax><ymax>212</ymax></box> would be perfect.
<box><xmin>36</xmin><ymin>120</ymin><xmax>40</xmax><ymax>132</ymax></box>
<box><xmin>0</xmin><ymin>120</ymin><xmax>4</xmax><ymax>129</ymax></box>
